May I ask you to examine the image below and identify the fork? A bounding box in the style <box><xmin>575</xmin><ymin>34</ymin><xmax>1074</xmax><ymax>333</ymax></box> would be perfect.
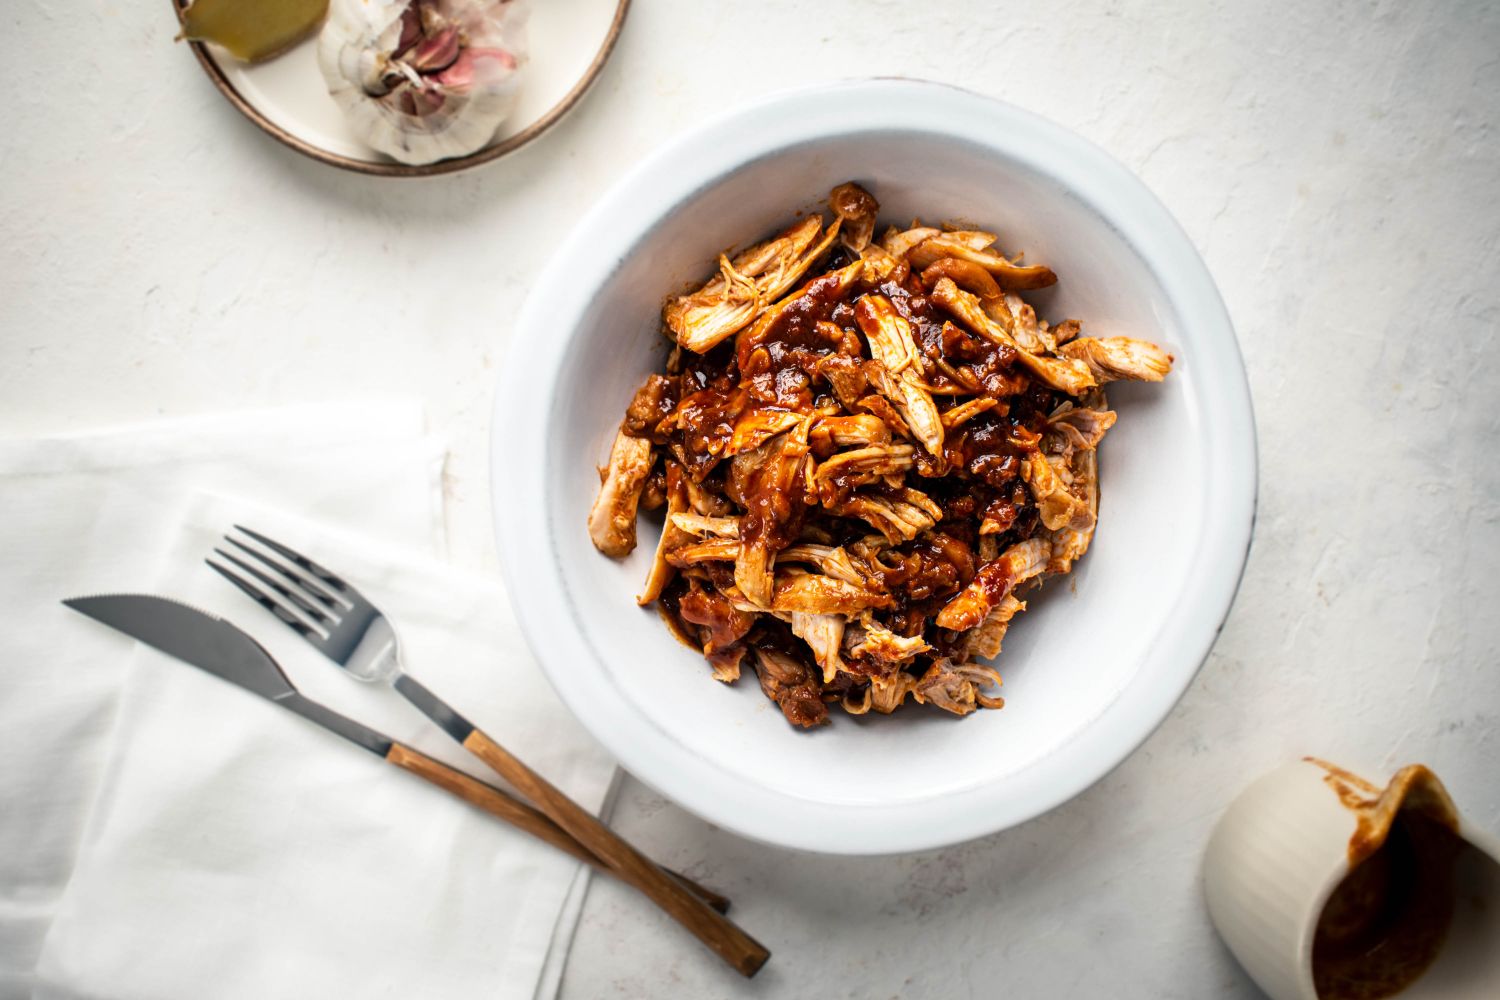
<box><xmin>207</xmin><ymin>526</ymin><xmax>769</xmax><ymax>977</ymax></box>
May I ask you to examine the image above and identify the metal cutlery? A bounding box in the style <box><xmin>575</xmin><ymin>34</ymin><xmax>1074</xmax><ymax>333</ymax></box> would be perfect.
<box><xmin>207</xmin><ymin>526</ymin><xmax>769</xmax><ymax>977</ymax></box>
<box><xmin>61</xmin><ymin>594</ymin><xmax>728</xmax><ymax>912</ymax></box>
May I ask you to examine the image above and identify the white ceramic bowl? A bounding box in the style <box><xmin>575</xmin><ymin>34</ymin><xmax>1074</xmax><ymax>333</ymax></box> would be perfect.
<box><xmin>492</xmin><ymin>80</ymin><xmax>1256</xmax><ymax>855</ymax></box>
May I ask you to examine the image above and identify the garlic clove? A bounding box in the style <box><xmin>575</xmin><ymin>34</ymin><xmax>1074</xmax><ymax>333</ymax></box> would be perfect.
<box><xmin>406</xmin><ymin>27</ymin><xmax>461</xmax><ymax>74</ymax></box>
<box><xmin>432</xmin><ymin>47</ymin><xmax>517</xmax><ymax>91</ymax></box>
<box><xmin>319</xmin><ymin>0</ymin><xmax>530</xmax><ymax>165</ymax></box>
<box><xmin>392</xmin><ymin>5</ymin><xmax>423</xmax><ymax>57</ymax></box>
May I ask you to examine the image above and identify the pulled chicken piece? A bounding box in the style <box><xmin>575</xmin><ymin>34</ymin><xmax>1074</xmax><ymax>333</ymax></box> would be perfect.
<box><xmin>812</xmin><ymin>443</ymin><xmax>916</xmax><ymax>491</ymax></box>
<box><xmin>734</xmin><ymin>418</ymin><xmax>812</xmax><ymax>609</ymax></box>
<box><xmin>1047</xmin><ymin>399</ymin><xmax>1117</xmax><ymax>452</ymax></box>
<box><xmin>636</xmin><ymin>461</ymin><xmax>693</xmax><ymax>605</ymax></box>
<box><xmin>912</xmin><ymin>659</ymin><xmax>1005</xmax><ymax>715</ymax></box>
<box><xmin>588</xmin><ymin>429</ymin><xmax>654</xmax><ymax>557</ymax></box>
<box><xmin>664</xmin><ymin>217</ymin><xmax>841</xmax><ymax>352</ymax></box>
<box><xmin>848</xmin><ymin>618</ymin><xmax>932</xmax><ymax>665</ymax></box>
<box><xmin>678</xmin><ymin>584</ymin><xmax>756</xmax><ymax>682</ymax></box>
<box><xmin>829</xmin><ymin>182</ymin><xmax>879</xmax><ymax>253</ymax></box>
<box><xmin>594</xmin><ymin>181</ymin><xmax>1173</xmax><ymax>727</ymax></box>
<box><xmin>907</xmin><ymin>234</ymin><xmax>1057</xmax><ymax>291</ymax></box>
<box><xmin>935</xmin><ymin>537</ymin><xmax>1050</xmax><ymax>631</ymax></box>
<box><xmin>1024</xmin><ymin>394</ymin><xmax>1117</xmax><ymax>532</ymax></box>
<box><xmin>869</xmin><ymin>668</ymin><xmax>918</xmax><ymax>714</ymax></box>
<box><xmin>929</xmin><ymin>278</ymin><xmax>1096</xmax><ymax>395</ymax></box>
<box><xmin>965</xmin><ymin>595</ymin><xmax>1027</xmax><ymax>661</ymax></box>
<box><xmin>728</xmin><ymin>408</ymin><xmax>805</xmax><ymax>455</ymax></box>
<box><xmin>1057</xmin><ymin>337</ymin><xmax>1174</xmax><ymax>383</ymax></box>
<box><xmin>753</xmin><ymin>647</ymin><xmax>827</xmax><ymax>727</ymax></box>
<box><xmin>810</xmin><ymin>413</ymin><xmax>889</xmax><ymax>450</ymax></box>
<box><xmin>1025</xmin><ymin>451</ymin><xmax>1092</xmax><ymax>532</ymax></box>
<box><xmin>881</xmin><ymin>225</ymin><xmax>941</xmax><ymax>259</ymax></box>
<box><xmin>1047</xmin><ymin>446</ymin><xmax>1101</xmax><ymax>576</ymax></box>
<box><xmin>668</xmin><ymin>512</ymin><xmax>740</xmax><ymax>538</ymax></box>
<box><xmin>791</xmin><ymin>611</ymin><xmax>845</xmax><ymax>683</ymax></box>
<box><xmin>854</xmin><ymin>295</ymin><xmax>944</xmax><ymax>457</ymax></box>
<box><xmin>940</xmin><ymin>396</ymin><xmax>998</xmax><ymax>430</ymax></box>
<box><xmin>771</xmin><ymin>570</ymin><xmax>893</xmax><ymax>616</ymax></box>
<box><xmin>826</xmin><ymin>487</ymin><xmax>942</xmax><ymax>544</ymax></box>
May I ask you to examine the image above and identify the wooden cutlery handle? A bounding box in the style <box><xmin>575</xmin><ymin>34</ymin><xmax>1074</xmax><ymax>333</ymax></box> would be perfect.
<box><xmin>460</xmin><ymin>729</ymin><xmax>771</xmax><ymax>977</ymax></box>
<box><xmin>383</xmin><ymin>743</ymin><xmax>729</xmax><ymax>914</ymax></box>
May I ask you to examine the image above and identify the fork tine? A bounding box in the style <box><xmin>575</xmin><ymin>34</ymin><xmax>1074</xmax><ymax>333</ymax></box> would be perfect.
<box><xmin>233</xmin><ymin>525</ymin><xmax>352</xmax><ymax>597</ymax></box>
<box><xmin>206</xmin><ymin>558</ymin><xmax>326</xmax><ymax>643</ymax></box>
<box><xmin>225</xmin><ymin>536</ymin><xmax>341</xmax><ymax>609</ymax></box>
<box><xmin>214</xmin><ymin>548</ymin><xmax>336</xmax><ymax>628</ymax></box>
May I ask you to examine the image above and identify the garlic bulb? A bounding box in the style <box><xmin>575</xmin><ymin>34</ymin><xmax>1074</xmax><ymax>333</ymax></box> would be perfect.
<box><xmin>318</xmin><ymin>0</ymin><xmax>530</xmax><ymax>165</ymax></box>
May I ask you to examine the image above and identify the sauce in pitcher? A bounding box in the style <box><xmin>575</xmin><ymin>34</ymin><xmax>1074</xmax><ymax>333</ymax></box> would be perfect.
<box><xmin>1311</xmin><ymin>803</ymin><xmax>1466</xmax><ymax>998</ymax></box>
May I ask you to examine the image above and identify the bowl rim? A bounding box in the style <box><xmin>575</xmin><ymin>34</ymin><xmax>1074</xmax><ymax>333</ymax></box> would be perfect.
<box><xmin>492</xmin><ymin>78</ymin><xmax>1258</xmax><ymax>855</ymax></box>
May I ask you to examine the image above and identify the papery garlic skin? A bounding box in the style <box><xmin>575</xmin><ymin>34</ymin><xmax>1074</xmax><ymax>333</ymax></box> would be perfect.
<box><xmin>319</xmin><ymin>0</ymin><xmax>530</xmax><ymax>165</ymax></box>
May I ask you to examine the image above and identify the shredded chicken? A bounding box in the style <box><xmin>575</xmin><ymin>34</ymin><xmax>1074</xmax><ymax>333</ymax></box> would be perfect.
<box><xmin>779</xmin><ymin>544</ymin><xmax>872</xmax><ymax>586</ymax></box>
<box><xmin>1047</xmin><ymin>400</ymin><xmax>1117</xmax><ymax>451</ymax></box>
<box><xmin>869</xmin><ymin>669</ymin><xmax>917</xmax><ymax>714</ymax></box>
<box><xmin>810</xmin><ymin>414</ymin><xmax>889</xmax><ymax>450</ymax></box>
<box><xmin>829</xmin><ymin>182</ymin><xmax>878</xmax><ymax>253</ymax></box>
<box><xmin>587</xmin><ymin>430</ymin><xmax>654</xmax><ymax>557</ymax></box>
<box><xmin>881</xmin><ymin>225</ymin><xmax>941</xmax><ymax>259</ymax></box>
<box><xmin>841</xmin><ymin>685</ymin><xmax>874</xmax><ymax>715</ymax></box>
<box><xmin>682</xmin><ymin>474</ymin><xmax>733</xmax><ymax>517</ymax></box>
<box><xmin>791</xmin><ymin>611</ymin><xmax>846</xmax><ymax>683</ymax></box>
<box><xmin>668</xmin><ymin>512</ymin><xmax>740</xmax><ymax>538</ymax></box>
<box><xmin>753</xmin><ymin>648</ymin><xmax>827</xmax><ymax>727</ymax></box>
<box><xmin>733</xmin><ymin>418</ymin><xmax>812</xmax><ymax>608</ymax></box>
<box><xmin>934</xmin><ymin>537</ymin><xmax>1050</xmax><ymax>631</ymax></box>
<box><xmin>812</xmin><ymin>443</ymin><xmax>916</xmax><ymax>490</ymax></box>
<box><xmin>965</xmin><ymin>595</ymin><xmax>1026</xmax><ymax>661</ymax></box>
<box><xmin>1001</xmin><ymin>293</ymin><xmax>1059</xmax><ymax>354</ymax></box>
<box><xmin>1024</xmin><ymin>451</ymin><xmax>1091</xmax><ymax>532</ymax></box>
<box><xmin>666</xmin><ymin>538</ymin><xmax>741</xmax><ymax>567</ymax></box>
<box><xmin>1057</xmin><ymin>337</ymin><xmax>1174</xmax><ymax>383</ymax></box>
<box><xmin>912</xmin><ymin>659</ymin><xmax>1005</xmax><ymax>715</ymax></box>
<box><xmin>771</xmin><ymin>571</ymin><xmax>892</xmax><ymax>616</ymax></box>
<box><xmin>940</xmin><ymin>396</ymin><xmax>998</xmax><ymax>430</ymax></box>
<box><xmin>827</xmin><ymin>488</ymin><xmax>942</xmax><ymax>543</ymax></box>
<box><xmin>636</xmin><ymin>462</ymin><xmax>691</xmax><ymax>605</ymax></box>
<box><xmin>930</xmin><ymin>278</ymin><xmax>1096</xmax><ymax>395</ymax></box>
<box><xmin>1047</xmin><ymin>445</ymin><xmax>1101</xmax><ymax>576</ymax></box>
<box><xmin>591</xmin><ymin>182</ymin><xmax>1174</xmax><ymax>726</ymax></box>
<box><xmin>855</xmin><ymin>296</ymin><xmax>944</xmax><ymax>456</ymax></box>
<box><xmin>728</xmin><ymin>408</ymin><xmax>804</xmax><ymax>455</ymax></box>
<box><xmin>920</xmin><ymin>255</ymin><xmax>1064</xmax><ymax>354</ymax></box>
<box><xmin>907</xmin><ymin>234</ymin><xmax>1057</xmax><ymax>291</ymax></box>
<box><xmin>664</xmin><ymin>217</ymin><xmax>842</xmax><ymax>352</ymax></box>
<box><xmin>848</xmin><ymin>618</ymin><xmax>932</xmax><ymax>664</ymax></box>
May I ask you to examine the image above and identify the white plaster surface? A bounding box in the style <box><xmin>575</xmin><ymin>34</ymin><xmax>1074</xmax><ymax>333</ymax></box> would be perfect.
<box><xmin>3</xmin><ymin>1</ymin><xmax>1498</xmax><ymax>997</ymax></box>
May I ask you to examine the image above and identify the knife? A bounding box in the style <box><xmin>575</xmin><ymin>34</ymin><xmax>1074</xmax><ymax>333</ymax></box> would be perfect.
<box><xmin>62</xmin><ymin>593</ymin><xmax>729</xmax><ymax>912</ymax></box>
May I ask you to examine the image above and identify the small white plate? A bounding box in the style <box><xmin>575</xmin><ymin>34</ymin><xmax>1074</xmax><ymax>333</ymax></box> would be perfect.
<box><xmin>175</xmin><ymin>0</ymin><xmax>629</xmax><ymax>176</ymax></box>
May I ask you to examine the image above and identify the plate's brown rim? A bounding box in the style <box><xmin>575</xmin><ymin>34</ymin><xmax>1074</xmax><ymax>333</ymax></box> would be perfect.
<box><xmin>172</xmin><ymin>0</ymin><xmax>631</xmax><ymax>178</ymax></box>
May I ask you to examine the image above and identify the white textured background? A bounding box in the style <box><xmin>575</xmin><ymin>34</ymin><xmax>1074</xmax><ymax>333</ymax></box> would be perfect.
<box><xmin>3</xmin><ymin>1</ymin><xmax>1498</xmax><ymax>997</ymax></box>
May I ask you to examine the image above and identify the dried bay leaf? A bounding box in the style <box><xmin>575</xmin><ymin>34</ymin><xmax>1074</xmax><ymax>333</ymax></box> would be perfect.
<box><xmin>178</xmin><ymin>0</ymin><xmax>330</xmax><ymax>64</ymax></box>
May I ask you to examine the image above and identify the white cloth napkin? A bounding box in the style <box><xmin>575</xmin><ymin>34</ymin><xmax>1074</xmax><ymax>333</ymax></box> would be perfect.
<box><xmin>32</xmin><ymin>493</ymin><xmax>616</xmax><ymax>1000</ymax></box>
<box><xmin>0</xmin><ymin>402</ymin><xmax>443</xmax><ymax>996</ymax></box>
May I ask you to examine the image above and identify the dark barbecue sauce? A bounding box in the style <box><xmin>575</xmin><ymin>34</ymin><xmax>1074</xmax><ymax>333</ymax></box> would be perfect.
<box><xmin>1312</xmin><ymin>809</ymin><xmax>1465</xmax><ymax>999</ymax></box>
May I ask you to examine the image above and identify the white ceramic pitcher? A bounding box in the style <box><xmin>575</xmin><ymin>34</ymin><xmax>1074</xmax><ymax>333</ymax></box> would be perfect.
<box><xmin>1204</xmin><ymin>758</ymin><xmax>1500</xmax><ymax>999</ymax></box>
